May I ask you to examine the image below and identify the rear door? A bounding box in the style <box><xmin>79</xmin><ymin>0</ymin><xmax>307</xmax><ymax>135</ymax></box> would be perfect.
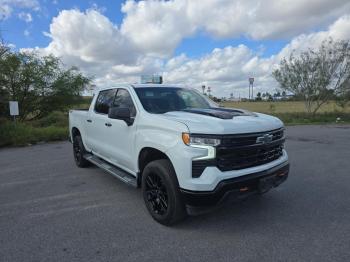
<box><xmin>87</xmin><ymin>88</ymin><xmax>117</xmax><ymax>156</ymax></box>
<box><xmin>104</xmin><ymin>88</ymin><xmax>138</xmax><ymax>173</ymax></box>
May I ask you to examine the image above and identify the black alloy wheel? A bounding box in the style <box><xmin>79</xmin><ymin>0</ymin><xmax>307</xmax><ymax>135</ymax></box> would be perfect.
<box><xmin>142</xmin><ymin>159</ymin><xmax>186</xmax><ymax>225</ymax></box>
<box><xmin>145</xmin><ymin>173</ymin><xmax>168</xmax><ymax>215</ymax></box>
<box><xmin>73</xmin><ymin>135</ymin><xmax>90</xmax><ymax>168</ymax></box>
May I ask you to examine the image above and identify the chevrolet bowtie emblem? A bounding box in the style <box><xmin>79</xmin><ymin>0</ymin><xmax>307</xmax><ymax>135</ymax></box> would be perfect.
<box><xmin>256</xmin><ymin>134</ymin><xmax>273</xmax><ymax>144</ymax></box>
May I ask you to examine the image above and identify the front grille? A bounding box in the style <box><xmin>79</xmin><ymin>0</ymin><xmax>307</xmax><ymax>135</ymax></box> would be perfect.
<box><xmin>192</xmin><ymin>128</ymin><xmax>285</xmax><ymax>178</ymax></box>
<box><xmin>220</xmin><ymin>128</ymin><xmax>283</xmax><ymax>147</ymax></box>
<box><xmin>216</xmin><ymin>143</ymin><xmax>284</xmax><ymax>171</ymax></box>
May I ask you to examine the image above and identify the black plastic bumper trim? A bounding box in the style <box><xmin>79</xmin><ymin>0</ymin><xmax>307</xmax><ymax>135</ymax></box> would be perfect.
<box><xmin>181</xmin><ymin>162</ymin><xmax>289</xmax><ymax>208</ymax></box>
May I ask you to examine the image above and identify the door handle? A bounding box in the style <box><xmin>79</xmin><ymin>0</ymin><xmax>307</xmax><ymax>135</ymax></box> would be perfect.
<box><xmin>87</xmin><ymin>119</ymin><xmax>92</xmax><ymax>123</ymax></box>
<box><xmin>105</xmin><ymin>123</ymin><xmax>112</xmax><ymax>127</ymax></box>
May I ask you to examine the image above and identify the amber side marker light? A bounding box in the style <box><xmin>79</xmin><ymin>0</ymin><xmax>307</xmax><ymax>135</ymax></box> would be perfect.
<box><xmin>182</xmin><ymin>133</ymin><xmax>190</xmax><ymax>145</ymax></box>
<box><xmin>277</xmin><ymin>172</ymin><xmax>286</xmax><ymax>177</ymax></box>
<box><xmin>240</xmin><ymin>187</ymin><xmax>249</xmax><ymax>192</ymax></box>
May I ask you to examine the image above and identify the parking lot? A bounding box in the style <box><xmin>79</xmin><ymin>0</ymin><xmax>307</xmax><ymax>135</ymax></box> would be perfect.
<box><xmin>0</xmin><ymin>125</ymin><xmax>349</xmax><ymax>262</ymax></box>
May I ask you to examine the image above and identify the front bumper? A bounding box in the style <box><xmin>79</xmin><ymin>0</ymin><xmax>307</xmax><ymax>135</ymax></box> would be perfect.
<box><xmin>180</xmin><ymin>162</ymin><xmax>289</xmax><ymax>211</ymax></box>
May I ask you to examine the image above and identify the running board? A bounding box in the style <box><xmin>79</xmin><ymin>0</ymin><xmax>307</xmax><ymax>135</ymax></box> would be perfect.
<box><xmin>84</xmin><ymin>154</ymin><xmax>137</xmax><ymax>187</ymax></box>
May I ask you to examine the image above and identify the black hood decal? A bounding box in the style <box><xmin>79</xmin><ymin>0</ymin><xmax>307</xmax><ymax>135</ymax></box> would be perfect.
<box><xmin>181</xmin><ymin>108</ymin><xmax>255</xmax><ymax>119</ymax></box>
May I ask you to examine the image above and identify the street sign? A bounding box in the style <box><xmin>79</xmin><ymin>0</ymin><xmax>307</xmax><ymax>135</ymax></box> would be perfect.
<box><xmin>249</xmin><ymin>77</ymin><xmax>254</xmax><ymax>84</ymax></box>
<box><xmin>9</xmin><ymin>101</ymin><xmax>19</xmax><ymax>116</ymax></box>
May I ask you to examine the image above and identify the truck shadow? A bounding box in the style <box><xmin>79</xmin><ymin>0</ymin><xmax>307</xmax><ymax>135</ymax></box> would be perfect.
<box><xmin>176</xmin><ymin>191</ymin><xmax>292</xmax><ymax>232</ymax></box>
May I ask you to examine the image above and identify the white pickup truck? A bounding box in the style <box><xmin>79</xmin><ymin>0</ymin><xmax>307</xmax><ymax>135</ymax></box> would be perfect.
<box><xmin>69</xmin><ymin>84</ymin><xmax>289</xmax><ymax>225</ymax></box>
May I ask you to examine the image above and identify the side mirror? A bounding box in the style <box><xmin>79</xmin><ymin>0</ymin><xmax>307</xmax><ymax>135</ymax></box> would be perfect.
<box><xmin>108</xmin><ymin>107</ymin><xmax>134</xmax><ymax>126</ymax></box>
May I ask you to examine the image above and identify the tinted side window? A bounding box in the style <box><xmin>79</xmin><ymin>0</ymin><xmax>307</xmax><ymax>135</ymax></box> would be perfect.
<box><xmin>94</xmin><ymin>89</ymin><xmax>117</xmax><ymax>114</ymax></box>
<box><xmin>113</xmin><ymin>89</ymin><xmax>136</xmax><ymax>116</ymax></box>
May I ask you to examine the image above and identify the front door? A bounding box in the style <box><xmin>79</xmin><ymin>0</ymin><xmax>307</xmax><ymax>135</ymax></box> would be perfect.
<box><xmin>88</xmin><ymin>88</ymin><xmax>117</xmax><ymax>156</ymax></box>
<box><xmin>104</xmin><ymin>88</ymin><xmax>138</xmax><ymax>174</ymax></box>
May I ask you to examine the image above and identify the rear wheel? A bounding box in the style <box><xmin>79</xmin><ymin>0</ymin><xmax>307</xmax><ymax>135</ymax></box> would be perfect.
<box><xmin>142</xmin><ymin>159</ymin><xmax>187</xmax><ymax>225</ymax></box>
<box><xmin>73</xmin><ymin>135</ymin><xmax>90</xmax><ymax>168</ymax></box>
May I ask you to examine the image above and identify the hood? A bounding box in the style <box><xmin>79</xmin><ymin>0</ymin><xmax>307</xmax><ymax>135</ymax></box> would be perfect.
<box><xmin>161</xmin><ymin>108</ymin><xmax>283</xmax><ymax>134</ymax></box>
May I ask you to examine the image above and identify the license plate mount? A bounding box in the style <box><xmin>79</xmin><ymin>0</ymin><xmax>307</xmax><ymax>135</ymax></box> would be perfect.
<box><xmin>258</xmin><ymin>175</ymin><xmax>276</xmax><ymax>193</ymax></box>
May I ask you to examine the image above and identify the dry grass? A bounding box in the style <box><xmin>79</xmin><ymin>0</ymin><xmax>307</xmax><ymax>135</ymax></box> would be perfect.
<box><xmin>221</xmin><ymin>101</ymin><xmax>350</xmax><ymax>114</ymax></box>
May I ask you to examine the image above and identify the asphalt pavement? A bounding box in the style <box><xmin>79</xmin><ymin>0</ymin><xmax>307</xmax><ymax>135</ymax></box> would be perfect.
<box><xmin>0</xmin><ymin>125</ymin><xmax>350</xmax><ymax>262</ymax></box>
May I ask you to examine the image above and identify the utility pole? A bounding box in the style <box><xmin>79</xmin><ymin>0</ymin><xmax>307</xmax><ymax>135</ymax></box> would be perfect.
<box><xmin>249</xmin><ymin>77</ymin><xmax>254</xmax><ymax>100</ymax></box>
<box><xmin>207</xmin><ymin>86</ymin><xmax>211</xmax><ymax>97</ymax></box>
<box><xmin>248</xmin><ymin>84</ymin><xmax>250</xmax><ymax>100</ymax></box>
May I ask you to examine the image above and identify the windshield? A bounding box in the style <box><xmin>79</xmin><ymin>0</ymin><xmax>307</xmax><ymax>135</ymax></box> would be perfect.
<box><xmin>134</xmin><ymin>87</ymin><xmax>215</xmax><ymax>114</ymax></box>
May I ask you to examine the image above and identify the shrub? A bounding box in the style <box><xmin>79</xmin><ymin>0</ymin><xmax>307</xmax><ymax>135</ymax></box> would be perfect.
<box><xmin>32</xmin><ymin>111</ymin><xmax>68</xmax><ymax>127</ymax></box>
<box><xmin>0</xmin><ymin>121</ymin><xmax>68</xmax><ymax>147</ymax></box>
<box><xmin>273</xmin><ymin>112</ymin><xmax>350</xmax><ymax>125</ymax></box>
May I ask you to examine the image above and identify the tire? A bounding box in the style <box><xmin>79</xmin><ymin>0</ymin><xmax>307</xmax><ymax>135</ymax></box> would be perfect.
<box><xmin>142</xmin><ymin>159</ymin><xmax>187</xmax><ymax>225</ymax></box>
<box><xmin>73</xmin><ymin>135</ymin><xmax>90</xmax><ymax>168</ymax></box>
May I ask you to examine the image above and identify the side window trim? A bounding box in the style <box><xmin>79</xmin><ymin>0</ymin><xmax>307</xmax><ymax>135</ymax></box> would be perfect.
<box><xmin>112</xmin><ymin>88</ymin><xmax>120</xmax><ymax>107</ymax></box>
<box><xmin>113</xmin><ymin>88</ymin><xmax>137</xmax><ymax>117</ymax></box>
<box><xmin>94</xmin><ymin>91</ymin><xmax>104</xmax><ymax>114</ymax></box>
<box><xmin>93</xmin><ymin>88</ymin><xmax>118</xmax><ymax>115</ymax></box>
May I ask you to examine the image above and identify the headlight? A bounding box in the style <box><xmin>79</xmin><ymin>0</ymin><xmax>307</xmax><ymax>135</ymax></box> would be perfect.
<box><xmin>182</xmin><ymin>133</ymin><xmax>219</xmax><ymax>160</ymax></box>
<box><xmin>182</xmin><ymin>133</ymin><xmax>220</xmax><ymax>146</ymax></box>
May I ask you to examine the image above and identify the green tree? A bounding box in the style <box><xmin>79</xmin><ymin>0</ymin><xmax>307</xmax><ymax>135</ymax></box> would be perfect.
<box><xmin>273</xmin><ymin>38</ymin><xmax>350</xmax><ymax>115</ymax></box>
<box><xmin>256</xmin><ymin>92</ymin><xmax>262</xmax><ymax>101</ymax></box>
<box><xmin>0</xmin><ymin>40</ymin><xmax>9</xmax><ymax>58</ymax></box>
<box><xmin>336</xmin><ymin>84</ymin><xmax>350</xmax><ymax>110</ymax></box>
<box><xmin>0</xmin><ymin>47</ymin><xmax>90</xmax><ymax>120</ymax></box>
<box><xmin>0</xmin><ymin>38</ymin><xmax>10</xmax><ymax>118</ymax></box>
<box><xmin>262</xmin><ymin>92</ymin><xmax>273</xmax><ymax>101</ymax></box>
<box><xmin>273</xmin><ymin>91</ymin><xmax>281</xmax><ymax>98</ymax></box>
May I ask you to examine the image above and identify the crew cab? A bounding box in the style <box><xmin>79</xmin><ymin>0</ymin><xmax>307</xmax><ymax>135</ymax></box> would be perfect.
<box><xmin>69</xmin><ymin>84</ymin><xmax>289</xmax><ymax>225</ymax></box>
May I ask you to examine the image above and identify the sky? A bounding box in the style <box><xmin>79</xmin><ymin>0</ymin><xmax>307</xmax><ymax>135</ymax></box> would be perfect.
<box><xmin>1</xmin><ymin>0</ymin><xmax>350</xmax><ymax>98</ymax></box>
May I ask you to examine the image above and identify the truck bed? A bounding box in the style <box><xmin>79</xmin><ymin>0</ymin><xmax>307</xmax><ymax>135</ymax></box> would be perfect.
<box><xmin>69</xmin><ymin>110</ymin><xmax>89</xmax><ymax>142</ymax></box>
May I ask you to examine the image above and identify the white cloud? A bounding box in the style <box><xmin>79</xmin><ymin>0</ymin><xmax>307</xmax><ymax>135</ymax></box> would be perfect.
<box><xmin>24</xmin><ymin>29</ymin><xmax>30</xmax><ymax>36</ymax></box>
<box><xmin>29</xmin><ymin>9</ymin><xmax>162</xmax><ymax>87</ymax></box>
<box><xmin>163</xmin><ymin>45</ymin><xmax>275</xmax><ymax>97</ymax></box>
<box><xmin>23</xmin><ymin>5</ymin><xmax>350</xmax><ymax>97</ymax></box>
<box><xmin>0</xmin><ymin>0</ymin><xmax>39</xmax><ymax>21</ymax></box>
<box><xmin>0</xmin><ymin>5</ymin><xmax>11</xmax><ymax>20</ymax></box>
<box><xmin>163</xmin><ymin>15</ymin><xmax>350</xmax><ymax>98</ymax></box>
<box><xmin>277</xmin><ymin>15</ymin><xmax>350</xmax><ymax>60</ymax></box>
<box><xmin>7</xmin><ymin>43</ymin><xmax>16</xmax><ymax>49</ymax></box>
<box><xmin>18</xmin><ymin>12</ymin><xmax>32</xmax><ymax>22</ymax></box>
<box><xmin>119</xmin><ymin>0</ymin><xmax>350</xmax><ymax>57</ymax></box>
<box><xmin>90</xmin><ymin>3</ymin><xmax>107</xmax><ymax>13</ymax></box>
<box><xmin>44</xmin><ymin>10</ymin><xmax>138</xmax><ymax>64</ymax></box>
<box><xmin>121</xmin><ymin>0</ymin><xmax>196</xmax><ymax>57</ymax></box>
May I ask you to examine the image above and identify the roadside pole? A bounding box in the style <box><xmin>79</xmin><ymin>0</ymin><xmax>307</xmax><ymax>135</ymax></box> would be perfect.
<box><xmin>249</xmin><ymin>77</ymin><xmax>254</xmax><ymax>100</ymax></box>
